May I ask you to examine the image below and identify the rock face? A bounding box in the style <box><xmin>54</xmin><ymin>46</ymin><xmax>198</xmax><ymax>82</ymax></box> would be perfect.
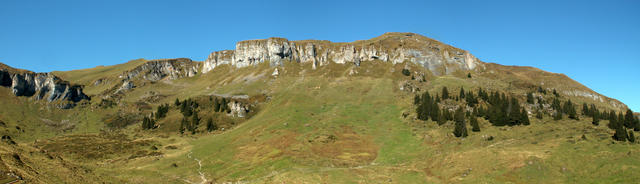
<box><xmin>227</xmin><ymin>101</ymin><xmax>249</xmax><ymax>118</ymax></box>
<box><xmin>113</xmin><ymin>58</ymin><xmax>199</xmax><ymax>93</ymax></box>
<box><xmin>120</xmin><ymin>58</ymin><xmax>199</xmax><ymax>82</ymax></box>
<box><xmin>202</xmin><ymin>32</ymin><xmax>482</xmax><ymax>75</ymax></box>
<box><xmin>0</xmin><ymin>69</ymin><xmax>89</xmax><ymax>103</ymax></box>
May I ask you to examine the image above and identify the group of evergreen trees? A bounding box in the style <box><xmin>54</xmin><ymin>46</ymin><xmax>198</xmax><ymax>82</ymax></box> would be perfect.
<box><xmin>142</xmin><ymin>103</ymin><xmax>170</xmax><ymax>130</ymax></box>
<box><xmin>604</xmin><ymin>109</ymin><xmax>639</xmax><ymax>142</ymax></box>
<box><xmin>177</xmin><ymin>97</ymin><xmax>222</xmax><ymax>134</ymax></box>
<box><xmin>141</xmin><ymin>116</ymin><xmax>157</xmax><ymax>130</ymax></box>
<box><xmin>213</xmin><ymin>97</ymin><xmax>231</xmax><ymax>113</ymax></box>
<box><xmin>176</xmin><ymin>98</ymin><xmax>200</xmax><ymax>134</ymax></box>
<box><xmin>415</xmin><ymin>87</ymin><xmax>536</xmax><ymax>138</ymax></box>
<box><xmin>415</xmin><ymin>85</ymin><xmax>640</xmax><ymax>143</ymax></box>
<box><xmin>482</xmin><ymin>91</ymin><xmax>530</xmax><ymax>126</ymax></box>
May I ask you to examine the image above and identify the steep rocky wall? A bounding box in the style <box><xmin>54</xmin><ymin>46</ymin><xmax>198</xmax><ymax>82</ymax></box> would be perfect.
<box><xmin>113</xmin><ymin>58</ymin><xmax>199</xmax><ymax>94</ymax></box>
<box><xmin>120</xmin><ymin>58</ymin><xmax>199</xmax><ymax>81</ymax></box>
<box><xmin>0</xmin><ymin>69</ymin><xmax>89</xmax><ymax>103</ymax></box>
<box><xmin>202</xmin><ymin>32</ymin><xmax>482</xmax><ymax>74</ymax></box>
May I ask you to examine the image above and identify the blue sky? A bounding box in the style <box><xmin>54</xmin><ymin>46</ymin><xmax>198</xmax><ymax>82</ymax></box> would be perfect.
<box><xmin>0</xmin><ymin>0</ymin><xmax>638</xmax><ymax>111</ymax></box>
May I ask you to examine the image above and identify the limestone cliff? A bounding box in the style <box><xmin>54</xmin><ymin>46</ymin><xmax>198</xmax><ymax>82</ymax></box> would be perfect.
<box><xmin>0</xmin><ymin>68</ymin><xmax>89</xmax><ymax>103</ymax></box>
<box><xmin>119</xmin><ymin>58</ymin><xmax>199</xmax><ymax>81</ymax></box>
<box><xmin>202</xmin><ymin>32</ymin><xmax>482</xmax><ymax>75</ymax></box>
<box><xmin>113</xmin><ymin>58</ymin><xmax>199</xmax><ymax>93</ymax></box>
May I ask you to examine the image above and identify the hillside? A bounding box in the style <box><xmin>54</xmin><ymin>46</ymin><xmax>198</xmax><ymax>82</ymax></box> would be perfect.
<box><xmin>0</xmin><ymin>32</ymin><xmax>638</xmax><ymax>183</ymax></box>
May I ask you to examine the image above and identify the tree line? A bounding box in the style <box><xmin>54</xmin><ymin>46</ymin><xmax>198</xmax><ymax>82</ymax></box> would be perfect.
<box><xmin>416</xmin><ymin>86</ymin><xmax>639</xmax><ymax>142</ymax></box>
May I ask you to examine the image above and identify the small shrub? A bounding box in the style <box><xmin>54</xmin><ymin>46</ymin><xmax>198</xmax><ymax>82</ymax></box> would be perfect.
<box><xmin>401</xmin><ymin>69</ymin><xmax>410</xmax><ymax>76</ymax></box>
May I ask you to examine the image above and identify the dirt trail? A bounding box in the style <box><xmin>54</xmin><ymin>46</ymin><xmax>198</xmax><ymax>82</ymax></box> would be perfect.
<box><xmin>184</xmin><ymin>151</ymin><xmax>208</xmax><ymax>184</ymax></box>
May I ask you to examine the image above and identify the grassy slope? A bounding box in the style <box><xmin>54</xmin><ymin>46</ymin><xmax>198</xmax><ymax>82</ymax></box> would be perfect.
<box><xmin>0</xmin><ymin>56</ymin><xmax>637</xmax><ymax>183</ymax></box>
<box><xmin>59</xmin><ymin>61</ymin><xmax>638</xmax><ymax>183</ymax></box>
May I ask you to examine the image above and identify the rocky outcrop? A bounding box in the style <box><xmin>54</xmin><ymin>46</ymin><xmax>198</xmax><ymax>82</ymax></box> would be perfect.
<box><xmin>202</xmin><ymin>32</ymin><xmax>482</xmax><ymax>75</ymax></box>
<box><xmin>227</xmin><ymin>101</ymin><xmax>249</xmax><ymax>118</ymax></box>
<box><xmin>0</xmin><ymin>69</ymin><xmax>89</xmax><ymax>103</ymax></box>
<box><xmin>112</xmin><ymin>58</ymin><xmax>199</xmax><ymax>93</ymax></box>
<box><xmin>119</xmin><ymin>58</ymin><xmax>199</xmax><ymax>82</ymax></box>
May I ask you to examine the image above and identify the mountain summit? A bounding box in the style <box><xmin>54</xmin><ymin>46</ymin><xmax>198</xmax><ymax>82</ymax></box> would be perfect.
<box><xmin>203</xmin><ymin>32</ymin><xmax>480</xmax><ymax>74</ymax></box>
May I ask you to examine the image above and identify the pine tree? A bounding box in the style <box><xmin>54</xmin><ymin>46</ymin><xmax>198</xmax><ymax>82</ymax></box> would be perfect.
<box><xmin>551</xmin><ymin>98</ymin><xmax>561</xmax><ymax>112</ymax></box>
<box><xmin>467</xmin><ymin>73</ymin><xmax>472</xmax><ymax>78</ymax></box>
<box><xmin>142</xmin><ymin>116</ymin><xmax>149</xmax><ymax>129</ymax></box>
<box><xmin>179</xmin><ymin>118</ymin><xmax>186</xmax><ymax>134</ymax></box>
<box><xmin>206</xmin><ymin>117</ymin><xmax>216</xmax><ymax>132</ymax></box>
<box><xmin>592</xmin><ymin>111</ymin><xmax>600</xmax><ymax>126</ymax></box>
<box><xmin>191</xmin><ymin>112</ymin><xmax>200</xmax><ymax>134</ymax></box>
<box><xmin>526</xmin><ymin>92</ymin><xmax>534</xmax><ymax>104</ymax></box>
<box><xmin>635</xmin><ymin>117</ymin><xmax>640</xmax><ymax>131</ymax></box>
<box><xmin>554</xmin><ymin>111</ymin><xmax>562</xmax><ymax>120</ymax></box>
<box><xmin>437</xmin><ymin>111</ymin><xmax>447</xmax><ymax>125</ymax></box>
<box><xmin>459</xmin><ymin>87</ymin><xmax>465</xmax><ymax>99</ymax></box>
<box><xmin>582</xmin><ymin>103</ymin><xmax>589</xmax><ymax>116</ymax></box>
<box><xmin>213</xmin><ymin>98</ymin><xmax>221</xmax><ymax>112</ymax></box>
<box><xmin>608</xmin><ymin>111</ymin><xmax>618</xmax><ymax>130</ymax></box>
<box><xmin>537</xmin><ymin>86</ymin><xmax>546</xmax><ymax>94</ymax></box>
<box><xmin>442</xmin><ymin>87</ymin><xmax>449</xmax><ymax>100</ymax></box>
<box><xmin>454</xmin><ymin>107</ymin><xmax>465</xmax><ymax>123</ymax></box>
<box><xmin>553</xmin><ymin>89</ymin><xmax>559</xmax><ymax>97</ymax></box>
<box><xmin>174</xmin><ymin>98</ymin><xmax>180</xmax><ymax>106</ymax></box>
<box><xmin>470</xmin><ymin>116</ymin><xmax>480</xmax><ymax>132</ymax></box>
<box><xmin>624</xmin><ymin>109</ymin><xmax>635</xmax><ymax>129</ymax></box>
<box><xmin>521</xmin><ymin>107</ymin><xmax>530</xmax><ymax>125</ymax></box>
<box><xmin>628</xmin><ymin>130</ymin><xmax>636</xmax><ymax>143</ymax></box>
<box><xmin>453</xmin><ymin>108</ymin><xmax>469</xmax><ymax>137</ymax></box>
<box><xmin>613</xmin><ymin>125</ymin><xmax>627</xmax><ymax>141</ymax></box>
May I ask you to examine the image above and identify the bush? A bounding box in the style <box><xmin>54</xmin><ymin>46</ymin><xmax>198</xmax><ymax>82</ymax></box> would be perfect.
<box><xmin>401</xmin><ymin>69</ymin><xmax>411</xmax><ymax>76</ymax></box>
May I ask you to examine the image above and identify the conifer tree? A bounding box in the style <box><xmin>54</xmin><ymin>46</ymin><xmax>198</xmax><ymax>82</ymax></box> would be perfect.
<box><xmin>592</xmin><ymin>110</ymin><xmax>600</xmax><ymax>126</ymax></box>
<box><xmin>174</xmin><ymin>98</ymin><xmax>180</xmax><ymax>106</ymax></box>
<box><xmin>191</xmin><ymin>112</ymin><xmax>200</xmax><ymax>134</ymax></box>
<box><xmin>582</xmin><ymin>103</ymin><xmax>589</xmax><ymax>116</ymax></box>
<box><xmin>213</xmin><ymin>98</ymin><xmax>221</xmax><ymax>112</ymax></box>
<box><xmin>628</xmin><ymin>130</ymin><xmax>636</xmax><ymax>143</ymax></box>
<box><xmin>206</xmin><ymin>117</ymin><xmax>216</xmax><ymax>132</ymax></box>
<box><xmin>526</xmin><ymin>92</ymin><xmax>534</xmax><ymax>104</ymax></box>
<box><xmin>635</xmin><ymin>117</ymin><xmax>640</xmax><ymax>131</ymax></box>
<box><xmin>537</xmin><ymin>86</ymin><xmax>545</xmax><ymax>94</ymax></box>
<box><xmin>459</xmin><ymin>87</ymin><xmax>465</xmax><ymax>99</ymax></box>
<box><xmin>624</xmin><ymin>109</ymin><xmax>635</xmax><ymax>129</ymax></box>
<box><xmin>454</xmin><ymin>107</ymin><xmax>465</xmax><ymax>123</ymax></box>
<box><xmin>608</xmin><ymin>111</ymin><xmax>618</xmax><ymax>130</ymax></box>
<box><xmin>442</xmin><ymin>87</ymin><xmax>449</xmax><ymax>99</ymax></box>
<box><xmin>618</xmin><ymin>112</ymin><xmax>625</xmax><ymax>129</ymax></box>
<box><xmin>470</xmin><ymin>116</ymin><xmax>480</xmax><ymax>132</ymax></box>
<box><xmin>521</xmin><ymin>107</ymin><xmax>530</xmax><ymax>125</ymax></box>
<box><xmin>554</xmin><ymin>111</ymin><xmax>562</xmax><ymax>121</ymax></box>
<box><xmin>437</xmin><ymin>109</ymin><xmax>447</xmax><ymax>125</ymax></box>
<box><xmin>613</xmin><ymin>125</ymin><xmax>628</xmax><ymax>141</ymax></box>
<box><xmin>467</xmin><ymin>73</ymin><xmax>472</xmax><ymax>78</ymax></box>
<box><xmin>453</xmin><ymin>108</ymin><xmax>468</xmax><ymax>137</ymax></box>
<box><xmin>179</xmin><ymin>118</ymin><xmax>186</xmax><ymax>134</ymax></box>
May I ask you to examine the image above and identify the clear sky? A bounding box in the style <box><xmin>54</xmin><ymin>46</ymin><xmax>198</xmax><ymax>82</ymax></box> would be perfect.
<box><xmin>0</xmin><ymin>0</ymin><xmax>638</xmax><ymax>111</ymax></box>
